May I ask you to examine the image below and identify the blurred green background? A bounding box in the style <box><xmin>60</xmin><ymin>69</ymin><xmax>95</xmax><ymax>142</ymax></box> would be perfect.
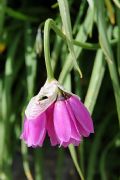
<box><xmin>0</xmin><ymin>0</ymin><xmax>120</xmax><ymax>179</ymax></box>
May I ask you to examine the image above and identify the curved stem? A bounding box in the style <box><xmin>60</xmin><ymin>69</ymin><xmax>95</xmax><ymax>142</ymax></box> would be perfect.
<box><xmin>44</xmin><ymin>18</ymin><xmax>67</xmax><ymax>81</ymax></box>
<box><xmin>44</xmin><ymin>20</ymin><xmax>54</xmax><ymax>80</ymax></box>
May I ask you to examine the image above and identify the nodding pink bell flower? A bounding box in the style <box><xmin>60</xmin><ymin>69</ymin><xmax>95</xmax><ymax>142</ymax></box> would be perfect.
<box><xmin>20</xmin><ymin>80</ymin><xmax>94</xmax><ymax>147</ymax></box>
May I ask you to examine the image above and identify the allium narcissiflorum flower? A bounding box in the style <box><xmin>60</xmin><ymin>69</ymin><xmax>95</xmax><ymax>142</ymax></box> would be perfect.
<box><xmin>20</xmin><ymin>80</ymin><xmax>94</xmax><ymax>147</ymax></box>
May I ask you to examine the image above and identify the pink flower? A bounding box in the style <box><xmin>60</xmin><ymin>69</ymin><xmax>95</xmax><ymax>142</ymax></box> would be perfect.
<box><xmin>20</xmin><ymin>80</ymin><xmax>94</xmax><ymax>147</ymax></box>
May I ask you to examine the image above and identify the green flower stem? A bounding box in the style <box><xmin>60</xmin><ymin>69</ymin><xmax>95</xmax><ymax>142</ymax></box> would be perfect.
<box><xmin>44</xmin><ymin>18</ymin><xmax>66</xmax><ymax>81</ymax></box>
<box><xmin>43</xmin><ymin>18</ymin><xmax>80</xmax><ymax>80</ymax></box>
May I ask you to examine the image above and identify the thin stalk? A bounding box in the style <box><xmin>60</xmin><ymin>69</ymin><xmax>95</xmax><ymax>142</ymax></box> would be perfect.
<box><xmin>44</xmin><ymin>19</ymin><xmax>68</xmax><ymax>81</ymax></box>
<box><xmin>57</xmin><ymin>0</ymin><xmax>72</xmax><ymax>39</ymax></box>
<box><xmin>4</xmin><ymin>6</ymin><xmax>39</xmax><ymax>22</ymax></box>
<box><xmin>44</xmin><ymin>18</ymin><xmax>81</xmax><ymax>80</ymax></box>
<box><xmin>73</xmin><ymin>38</ymin><xmax>117</xmax><ymax>50</ymax></box>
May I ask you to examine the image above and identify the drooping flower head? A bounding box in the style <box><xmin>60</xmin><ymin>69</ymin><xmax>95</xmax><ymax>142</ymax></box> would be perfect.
<box><xmin>20</xmin><ymin>80</ymin><xmax>94</xmax><ymax>147</ymax></box>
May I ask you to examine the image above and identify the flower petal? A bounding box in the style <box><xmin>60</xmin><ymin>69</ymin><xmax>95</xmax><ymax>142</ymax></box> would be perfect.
<box><xmin>68</xmin><ymin>95</ymin><xmax>94</xmax><ymax>134</ymax></box>
<box><xmin>54</xmin><ymin>100</ymin><xmax>71</xmax><ymax>143</ymax></box>
<box><xmin>65</xmin><ymin>100</ymin><xmax>81</xmax><ymax>141</ymax></box>
<box><xmin>46</xmin><ymin>104</ymin><xmax>59</xmax><ymax>146</ymax></box>
<box><xmin>62</xmin><ymin>138</ymin><xmax>81</xmax><ymax>148</ymax></box>
<box><xmin>20</xmin><ymin>113</ymin><xmax>46</xmax><ymax>147</ymax></box>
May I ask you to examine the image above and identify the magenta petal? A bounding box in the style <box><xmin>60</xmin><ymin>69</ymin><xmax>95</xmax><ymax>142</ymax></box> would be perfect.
<box><xmin>68</xmin><ymin>95</ymin><xmax>94</xmax><ymax>134</ymax></box>
<box><xmin>20</xmin><ymin>113</ymin><xmax>46</xmax><ymax>147</ymax></box>
<box><xmin>75</xmin><ymin>121</ymin><xmax>91</xmax><ymax>137</ymax></box>
<box><xmin>53</xmin><ymin>100</ymin><xmax>71</xmax><ymax>143</ymax></box>
<box><xmin>62</xmin><ymin>138</ymin><xmax>81</xmax><ymax>148</ymax></box>
<box><xmin>65</xmin><ymin>100</ymin><xmax>81</xmax><ymax>141</ymax></box>
<box><xmin>46</xmin><ymin>104</ymin><xmax>59</xmax><ymax>146</ymax></box>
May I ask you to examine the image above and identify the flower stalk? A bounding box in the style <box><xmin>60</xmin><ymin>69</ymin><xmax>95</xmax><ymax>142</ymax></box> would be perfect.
<box><xmin>44</xmin><ymin>20</ymin><xmax>54</xmax><ymax>81</ymax></box>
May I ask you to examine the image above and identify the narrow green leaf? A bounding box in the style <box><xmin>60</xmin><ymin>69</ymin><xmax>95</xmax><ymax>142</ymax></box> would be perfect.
<box><xmin>5</xmin><ymin>6</ymin><xmax>39</xmax><ymax>22</ymax></box>
<box><xmin>57</xmin><ymin>0</ymin><xmax>82</xmax><ymax>77</ymax></box>
<box><xmin>85</xmin><ymin>50</ymin><xmax>106</xmax><ymax>114</ymax></box>
<box><xmin>57</xmin><ymin>0</ymin><xmax>72</xmax><ymax>39</ymax></box>
<box><xmin>59</xmin><ymin>8</ymin><xmax>94</xmax><ymax>83</ymax></box>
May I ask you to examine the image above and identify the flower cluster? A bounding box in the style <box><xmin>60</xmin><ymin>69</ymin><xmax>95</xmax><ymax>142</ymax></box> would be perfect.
<box><xmin>20</xmin><ymin>80</ymin><xmax>94</xmax><ymax>147</ymax></box>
